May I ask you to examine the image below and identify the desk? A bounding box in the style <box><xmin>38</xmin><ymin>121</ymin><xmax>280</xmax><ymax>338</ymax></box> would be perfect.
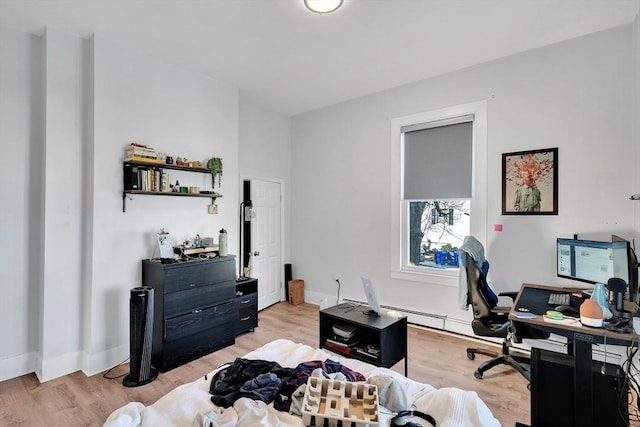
<box><xmin>319</xmin><ymin>303</ymin><xmax>408</xmax><ymax>376</ymax></box>
<box><xmin>510</xmin><ymin>283</ymin><xmax>634</xmax><ymax>427</ymax></box>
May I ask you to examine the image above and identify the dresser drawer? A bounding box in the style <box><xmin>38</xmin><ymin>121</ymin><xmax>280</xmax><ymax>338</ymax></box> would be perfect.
<box><xmin>165</xmin><ymin>301</ymin><xmax>235</xmax><ymax>342</ymax></box>
<box><xmin>235</xmin><ymin>293</ymin><xmax>256</xmax><ymax>307</ymax></box>
<box><xmin>164</xmin><ymin>280</ymin><xmax>235</xmax><ymax>317</ymax></box>
<box><xmin>161</xmin><ymin>323</ymin><xmax>236</xmax><ymax>371</ymax></box>
<box><xmin>163</xmin><ymin>259</ymin><xmax>235</xmax><ymax>293</ymax></box>
<box><xmin>235</xmin><ymin>294</ymin><xmax>258</xmax><ymax>335</ymax></box>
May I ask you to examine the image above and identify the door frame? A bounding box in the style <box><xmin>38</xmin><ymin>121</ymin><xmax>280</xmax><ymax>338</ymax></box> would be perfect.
<box><xmin>240</xmin><ymin>174</ymin><xmax>286</xmax><ymax>303</ymax></box>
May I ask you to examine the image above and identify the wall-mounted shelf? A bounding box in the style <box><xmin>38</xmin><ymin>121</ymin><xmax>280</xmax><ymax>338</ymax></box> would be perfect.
<box><xmin>122</xmin><ymin>160</ymin><xmax>222</xmax><ymax>212</ymax></box>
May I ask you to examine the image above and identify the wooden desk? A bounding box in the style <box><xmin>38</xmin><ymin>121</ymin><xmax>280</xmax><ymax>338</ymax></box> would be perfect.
<box><xmin>510</xmin><ymin>283</ymin><xmax>635</xmax><ymax>427</ymax></box>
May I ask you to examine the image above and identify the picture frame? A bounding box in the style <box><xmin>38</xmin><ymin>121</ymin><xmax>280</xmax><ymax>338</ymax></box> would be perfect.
<box><xmin>502</xmin><ymin>148</ymin><xmax>558</xmax><ymax>215</ymax></box>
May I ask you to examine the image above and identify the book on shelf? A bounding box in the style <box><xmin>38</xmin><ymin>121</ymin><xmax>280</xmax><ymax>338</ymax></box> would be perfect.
<box><xmin>124</xmin><ymin>164</ymin><xmax>171</xmax><ymax>193</ymax></box>
<box><xmin>325</xmin><ymin>337</ymin><xmax>359</xmax><ymax>348</ymax></box>
<box><xmin>324</xmin><ymin>341</ymin><xmax>353</xmax><ymax>355</ymax></box>
<box><xmin>125</xmin><ymin>145</ymin><xmax>157</xmax><ymax>157</ymax></box>
<box><xmin>125</xmin><ymin>156</ymin><xmax>161</xmax><ymax>164</ymax></box>
<box><xmin>355</xmin><ymin>348</ymin><xmax>379</xmax><ymax>359</ymax></box>
<box><xmin>182</xmin><ymin>246</ymin><xmax>219</xmax><ymax>255</ymax></box>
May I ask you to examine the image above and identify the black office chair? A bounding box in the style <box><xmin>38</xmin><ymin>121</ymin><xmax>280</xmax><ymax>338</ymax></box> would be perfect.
<box><xmin>462</xmin><ymin>251</ymin><xmax>533</xmax><ymax>382</ymax></box>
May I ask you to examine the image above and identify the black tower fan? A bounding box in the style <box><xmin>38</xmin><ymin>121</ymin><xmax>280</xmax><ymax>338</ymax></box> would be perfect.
<box><xmin>123</xmin><ymin>286</ymin><xmax>158</xmax><ymax>387</ymax></box>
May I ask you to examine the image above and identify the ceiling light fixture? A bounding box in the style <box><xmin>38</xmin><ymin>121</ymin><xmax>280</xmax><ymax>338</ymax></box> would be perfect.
<box><xmin>304</xmin><ymin>0</ymin><xmax>343</xmax><ymax>14</ymax></box>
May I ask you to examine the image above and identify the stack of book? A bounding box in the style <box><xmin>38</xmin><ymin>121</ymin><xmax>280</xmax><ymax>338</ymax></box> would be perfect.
<box><xmin>323</xmin><ymin>335</ymin><xmax>359</xmax><ymax>356</ymax></box>
<box><xmin>125</xmin><ymin>143</ymin><xmax>159</xmax><ymax>163</ymax></box>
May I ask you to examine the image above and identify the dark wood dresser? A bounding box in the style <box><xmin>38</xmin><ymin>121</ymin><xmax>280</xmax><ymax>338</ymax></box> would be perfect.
<box><xmin>142</xmin><ymin>256</ymin><xmax>237</xmax><ymax>372</ymax></box>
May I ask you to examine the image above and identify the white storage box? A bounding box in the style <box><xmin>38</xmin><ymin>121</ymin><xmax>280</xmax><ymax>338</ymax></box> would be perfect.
<box><xmin>301</xmin><ymin>377</ymin><xmax>379</xmax><ymax>427</ymax></box>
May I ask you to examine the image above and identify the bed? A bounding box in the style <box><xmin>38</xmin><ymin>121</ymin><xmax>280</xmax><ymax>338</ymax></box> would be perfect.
<box><xmin>104</xmin><ymin>339</ymin><xmax>500</xmax><ymax>426</ymax></box>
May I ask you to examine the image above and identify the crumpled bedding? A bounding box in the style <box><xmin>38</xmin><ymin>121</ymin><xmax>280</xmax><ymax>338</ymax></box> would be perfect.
<box><xmin>103</xmin><ymin>339</ymin><xmax>500</xmax><ymax>427</ymax></box>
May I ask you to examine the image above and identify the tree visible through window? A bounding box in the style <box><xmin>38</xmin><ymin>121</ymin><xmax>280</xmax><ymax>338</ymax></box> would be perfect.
<box><xmin>408</xmin><ymin>200</ymin><xmax>470</xmax><ymax>268</ymax></box>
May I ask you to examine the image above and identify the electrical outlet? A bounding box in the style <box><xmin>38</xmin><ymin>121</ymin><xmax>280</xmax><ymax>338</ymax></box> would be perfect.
<box><xmin>332</xmin><ymin>273</ymin><xmax>341</xmax><ymax>281</ymax></box>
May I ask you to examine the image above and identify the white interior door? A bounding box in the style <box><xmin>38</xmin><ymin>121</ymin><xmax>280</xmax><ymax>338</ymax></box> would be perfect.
<box><xmin>251</xmin><ymin>179</ymin><xmax>282</xmax><ymax>310</ymax></box>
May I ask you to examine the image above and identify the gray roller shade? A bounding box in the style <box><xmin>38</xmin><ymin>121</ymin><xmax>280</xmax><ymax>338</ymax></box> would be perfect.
<box><xmin>403</xmin><ymin>119</ymin><xmax>472</xmax><ymax>200</ymax></box>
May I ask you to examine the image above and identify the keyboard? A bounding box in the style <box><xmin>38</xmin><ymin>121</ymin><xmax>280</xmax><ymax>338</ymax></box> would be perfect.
<box><xmin>548</xmin><ymin>293</ymin><xmax>570</xmax><ymax>306</ymax></box>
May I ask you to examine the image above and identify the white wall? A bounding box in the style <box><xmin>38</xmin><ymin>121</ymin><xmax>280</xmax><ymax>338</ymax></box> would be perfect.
<box><xmin>0</xmin><ymin>29</ymin><xmax>44</xmax><ymax>380</ymax></box>
<box><xmin>291</xmin><ymin>25</ymin><xmax>637</xmax><ymax>333</ymax></box>
<box><xmin>85</xmin><ymin>35</ymin><xmax>239</xmax><ymax>375</ymax></box>
<box><xmin>238</xmin><ymin>93</ymin><xmax>292</xmax><ymax>264</ymax></box>
<box><xmin>38</xmin><ymin>29</ymin><xmax>89</xmax><ymax>380</ymax></box>
<box><xmin>0</xmin><ymin>27</ymin><xmax>242</xmax><ymax>382</ymax></box>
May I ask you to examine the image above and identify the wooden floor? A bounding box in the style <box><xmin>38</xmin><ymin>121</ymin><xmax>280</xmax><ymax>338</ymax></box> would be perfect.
<box><xmin>0</xmin><ymin>302</ymin><xmax>531</xmax><ymax>426</ymax></box>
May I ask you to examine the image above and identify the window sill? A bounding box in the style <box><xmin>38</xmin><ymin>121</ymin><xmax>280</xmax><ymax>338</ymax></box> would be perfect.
<box><xmin>390</xmin><ymin>268</ymin><xmax>459</xmax><ymax>287</ymax></box>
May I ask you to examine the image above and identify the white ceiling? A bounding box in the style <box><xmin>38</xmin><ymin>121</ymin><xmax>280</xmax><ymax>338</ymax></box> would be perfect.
<box><xmin>1</xmin><ymin>0</ymin><xmax>639</xmax><ymax>116</ymax></box>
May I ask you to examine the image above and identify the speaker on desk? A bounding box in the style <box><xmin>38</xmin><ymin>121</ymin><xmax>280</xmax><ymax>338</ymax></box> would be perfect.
<box><xmin>284</xmin><ymin>263</ymin><xmax>292</xmax><ymax>301</ymax></box>
<box><xmin>123</xmin><ymin>286</ymin><xmax>158</xmax><ymax>387</ymax></box>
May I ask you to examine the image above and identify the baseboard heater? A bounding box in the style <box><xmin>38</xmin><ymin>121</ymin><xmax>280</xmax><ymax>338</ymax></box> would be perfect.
<box><xmin>341</xmin><ymin>298</ymin><xmax>447</xmax><ymax>328</ymax></box>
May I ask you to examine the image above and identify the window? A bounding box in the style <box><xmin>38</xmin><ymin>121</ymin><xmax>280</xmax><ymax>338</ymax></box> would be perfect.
<box><xmin>390</xmin><ymin>101</ymin><xmax>487</xmax><ymax>285</ymax></box>
<box><xmin>408</xmin><ymin>200</ymin><xmax>470</xmax><ymax>269</ymax></box>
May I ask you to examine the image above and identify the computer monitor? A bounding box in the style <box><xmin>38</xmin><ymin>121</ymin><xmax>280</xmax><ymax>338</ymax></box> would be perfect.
<box><xmin>361</xmin><ymin>277</ymin><xmax>382</xmax><ymax>316</ymax></box>
<box><xmin>612</xmin><ymin>234</ymin><xmax>639</xmax><ymax>303</ymax></box>
<box><xmin>556</xmin><ymin>238</ymin><xmax>620</xmax><ymax>285</ymax></box>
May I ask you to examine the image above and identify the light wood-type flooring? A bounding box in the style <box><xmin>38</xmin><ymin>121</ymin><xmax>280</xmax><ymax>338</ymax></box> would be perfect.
<box><xmin>1</xmin><ymin>301</ymin><xmax>539</xmax><ymax>426</ymax></box>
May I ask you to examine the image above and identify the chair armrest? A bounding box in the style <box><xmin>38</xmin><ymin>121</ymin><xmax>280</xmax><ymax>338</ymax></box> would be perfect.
<box><xmin>498</xmin><ymin>291</ymin><xmax>519</xmax><ymax>301</ymax></box>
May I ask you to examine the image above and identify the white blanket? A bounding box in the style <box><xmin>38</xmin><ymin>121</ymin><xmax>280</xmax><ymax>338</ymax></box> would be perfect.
<box><xmin>104</xmin><ymin>339</ymin><xmax>500</xmax><ymax>427</ymax></box>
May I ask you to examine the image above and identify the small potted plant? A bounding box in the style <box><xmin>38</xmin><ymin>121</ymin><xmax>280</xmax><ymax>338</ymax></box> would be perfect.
<box><xmin>207</xmin><ymin>157</ymin><xmax>223</xmax><ymax>188</ymax></box>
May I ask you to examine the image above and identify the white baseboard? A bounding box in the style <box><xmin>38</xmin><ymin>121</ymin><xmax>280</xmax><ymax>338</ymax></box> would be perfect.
<box><xmin>35</xmin><ymin>350</ymin><xmax>82</xmax><ymax>383</ymax></box>
<box><xmin>0</xmin><ymin>351</ymin><xmax>36</xmax><ymax>382</ymax></box>
<box><xmin>81</xmin><ymin>344</ymin><xmax>128</xmax><ymax>378</ymax></box>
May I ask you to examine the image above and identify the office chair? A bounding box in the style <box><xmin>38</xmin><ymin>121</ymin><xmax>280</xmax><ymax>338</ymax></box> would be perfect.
<box><xmin>461</xmin><ymin>251</ymin><xmax>533</xmax><ymax>382</ymax></box>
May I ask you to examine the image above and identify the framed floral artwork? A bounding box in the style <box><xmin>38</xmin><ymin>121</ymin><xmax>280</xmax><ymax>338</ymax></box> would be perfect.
<box><xmin>502</xmin><ymin>148</ymin><xmax>558</xmax><ymax>215</ymax></box>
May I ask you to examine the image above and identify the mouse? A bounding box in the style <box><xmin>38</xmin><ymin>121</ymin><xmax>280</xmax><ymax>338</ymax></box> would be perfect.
<box><xmin>555</xmin><ymin>305</ymin><xmax>579</xmax><ymax>316</ymax></box>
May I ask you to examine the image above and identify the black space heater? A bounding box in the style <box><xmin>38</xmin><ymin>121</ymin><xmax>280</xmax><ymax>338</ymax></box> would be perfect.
<box><xmin>123</xmin><ymin>286</ymin><xmax>158</xmax><ymax>387</ymax></box>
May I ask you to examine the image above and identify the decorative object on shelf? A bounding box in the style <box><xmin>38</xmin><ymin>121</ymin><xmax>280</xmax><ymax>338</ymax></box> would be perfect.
<box><xmin>165</xmin><ymin>156</ymin><xmax>174</xmax><ymax>164</ymax></box>
<box><xmin>502</xmin><ymin>147</ymin><xmax>558</xmax><ymax>215</ymax></box>
<box><xmin>208</xmin><ymin>204</ymin><xmax>218</xmax><ymax>215</ymax></box>
<box><xmin>207</xmin><ymin>157</ymin><xmax>223</xmax><ymax>188</ymax></box>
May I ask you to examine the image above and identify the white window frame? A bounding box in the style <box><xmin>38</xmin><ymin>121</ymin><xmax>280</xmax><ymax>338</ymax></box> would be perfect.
<box><xmin>390</xmin><ymin>100</ymin><xmax>488</xmax><ymax>286</ymax></box>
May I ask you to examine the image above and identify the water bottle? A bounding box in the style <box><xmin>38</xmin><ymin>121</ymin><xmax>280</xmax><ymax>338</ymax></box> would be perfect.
<box><xmin>218</xmin><ymin>229</ymin><xmax>228</xmax><ymax>257</ymax></box>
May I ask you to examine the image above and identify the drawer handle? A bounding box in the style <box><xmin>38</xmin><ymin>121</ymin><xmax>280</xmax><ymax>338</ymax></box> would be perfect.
<box><xmin>189</xmin><ymin>283</ymin><xmax>196</xmax><ymax>288</ymax></box>
<box><xmin>192</xmin><ymin>309</ymin><xmax>203</xmax><ymax>314</ymax></box>
<box><xmin>240</xmin><ymin>299</ymin><xmax>251</xmax><ymax>304</ymax></box>
<box><xmin>241</xmin><ymin>316</ymin><xmax>251</xmax><ymax>321</ymax></box>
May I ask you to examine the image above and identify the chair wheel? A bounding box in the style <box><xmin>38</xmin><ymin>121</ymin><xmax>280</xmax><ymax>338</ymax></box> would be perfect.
<box><xmin>467</xmin><ymin>352</ymin><xmax>475</xmax><ymax>360</ymax></box>
<box><xmin>474</xmin><ymin>370</ymin><xmax>483</xmax><ymax>379</ymax></box>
